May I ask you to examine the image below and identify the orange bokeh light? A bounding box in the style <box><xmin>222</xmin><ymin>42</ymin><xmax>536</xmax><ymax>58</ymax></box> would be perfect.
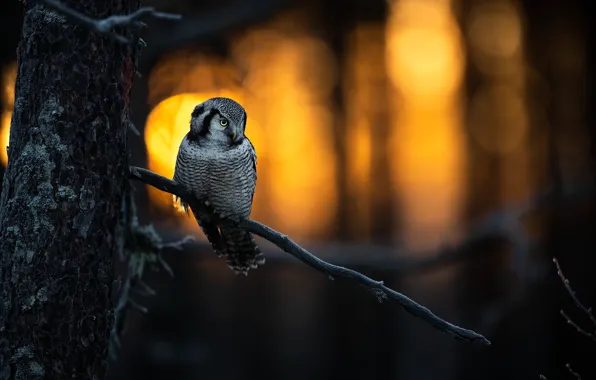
<box><xmin>386</xmin><ymin>0</ymin><xmax>467</xmax><ymax>251</ymax></box>
<box><xmin>343</xmin><ymin>23</ymin><xmax>385</xmax><ymax>238</ymax></box>
<box><xmin>466</xmin><ymin>0</ymin><xmax>532</xmax><ymax>203</ymax></box>
<box><xmin>231</xmin><ymin>20</ymin><xmax>338</xmax><ymax>240</ymax></box>
<box><xmin>1</xmin><ymin>63</ymin><xmax>16</xmax><ymax>167</ymax></box>
<box><xmin>144</xmin><ymin>14</ymin><xmax>338</xmax><ymax>240</ymax></box>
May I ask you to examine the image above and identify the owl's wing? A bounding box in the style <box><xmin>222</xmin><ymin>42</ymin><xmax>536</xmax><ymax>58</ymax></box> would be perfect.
<box><xmin>172</xmin><ymin>135</ymin><xmax>191</xmax><ymax>215</ymax></box>
<box><xmin>217</xmin><ymin>138</ymin><xmax>263</xmax><ymax>275</ymax></box>
<box><xmin>246</xmin><ymin>138</ymin><xmax>257</xmax><ymax>203</ymax></box>
<box><xmin>173</xmin><ymin>136</ymin><xmax>227</xmax><ymax>256</ymax></box>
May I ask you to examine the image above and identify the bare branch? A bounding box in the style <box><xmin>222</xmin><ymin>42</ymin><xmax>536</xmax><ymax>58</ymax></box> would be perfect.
<box><xmin>560</xmin><ymin>310</ymin><xmax>596</xmax><ymax>343</ymax></box>
<box><xmin>554</xmin><ymin>258</ymin><xmax>596</xmax><ymax>343</ymax></box>
<box><xmin>240</xmin><ymin>219</ymin><xmax>489</xmax><ymax>344</ymax></box>
<box><xmin>109</xmin><ymin>274</ymin><xmax>130</xmax><ymax>357</ymax></box>
<box><xmin>554</xmin><ymin>258</ymin><xmax>596</xmax><ymax>326</ymax></box>
<box><xmin>566</xmin><ymin>363</ymin><xmax>582</xmax><ymax>380</ymax></box>
<box><xmin>161</xmin><ymin>235</ymin><xmax>197</xmax><ymax>251</ymax></box>
<box><xmin>109</xmin><ymin>189</ymin><xmax>195</xmax><ymax>360</ymax></box>
<box><xmin>128</xmin><ymin>166</ymin><xmax>491</xmax><ymax>345</ymax></box>
<box><xmin>37</xmin><ymin>0</ymin><xmax>181</xmax><ymax>44</ymax></box>
<box><xmin>142</xmin><ymin>0</ymin><xmax>290</xmax><ymax>56</ymax></box>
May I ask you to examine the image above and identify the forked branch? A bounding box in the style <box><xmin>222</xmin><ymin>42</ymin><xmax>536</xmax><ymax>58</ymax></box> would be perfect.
<box><xmin>129</xmin><ymin>166</ymin><xmax>491</xmax><ymax>345</ymax></box>
<box><xmin>37</xmin><ymin>0</ymin><xmax>181</xmax><ymax>44</ymax></box>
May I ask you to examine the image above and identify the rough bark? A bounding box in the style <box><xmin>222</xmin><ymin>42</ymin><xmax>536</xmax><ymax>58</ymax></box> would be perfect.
<box><xmin>0</xmin><ymin>1</ymin><xmax>138</xmax><ymax>379</ymax></box>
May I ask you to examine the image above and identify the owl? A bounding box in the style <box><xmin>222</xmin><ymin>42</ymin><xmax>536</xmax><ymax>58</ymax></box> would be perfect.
<box><xmin>173</xmin><ymin>97</ymin><xmax>264</xmax><ymax>275</ymax></box>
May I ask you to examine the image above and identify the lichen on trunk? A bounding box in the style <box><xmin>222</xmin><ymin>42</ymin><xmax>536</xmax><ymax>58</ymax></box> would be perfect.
<box><xmin>0</xmin><ymin>1</ymin><xmax>139</xmax><ymax>379</ymax></box>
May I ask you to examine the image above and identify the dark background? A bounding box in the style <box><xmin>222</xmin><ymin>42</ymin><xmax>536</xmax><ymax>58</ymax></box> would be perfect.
<box><xmin>1</xmin><ymin>0</ymin><xmax>595</xmax><ymax>379</ymax></box>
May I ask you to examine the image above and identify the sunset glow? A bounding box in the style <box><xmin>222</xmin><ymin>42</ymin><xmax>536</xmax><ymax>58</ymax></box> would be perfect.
<box><xmin>386</xmin><ymin>0</ymin><xmax>467</xmax><ymax>251</ymax></box>
<box><xmin>144</xmin><ymin>13</ymin><xmax>338</xmax><ymax>240</ymax></box>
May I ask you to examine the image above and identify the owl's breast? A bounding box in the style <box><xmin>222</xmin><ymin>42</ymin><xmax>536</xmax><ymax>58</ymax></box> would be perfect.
<box><xmin>175</xmin><ymin>139</ymin><xmax>256</xmax><ymax>218</ymax></box>
<box><xmin>204</xmin><ymin>144</ymin><xmax>256</xmax><ymax>218</ymax></box>
<box><xmin>174</xmin><ymin>141</ymin><xmax>210</xmax><ymax>196</ymax></box>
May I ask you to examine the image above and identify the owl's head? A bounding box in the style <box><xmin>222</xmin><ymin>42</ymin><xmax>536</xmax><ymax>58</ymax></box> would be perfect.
<box><xmin>188</xmin><ymin>97</ymin><xmax>247</xmax><ymax>145</ymax></box>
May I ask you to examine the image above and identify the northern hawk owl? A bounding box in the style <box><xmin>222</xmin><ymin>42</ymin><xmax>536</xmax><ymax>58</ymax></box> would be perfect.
<box><xmin>173</xmin><ymin>97</ymin><xmax>264</xmax><ymax>275</ymax></box>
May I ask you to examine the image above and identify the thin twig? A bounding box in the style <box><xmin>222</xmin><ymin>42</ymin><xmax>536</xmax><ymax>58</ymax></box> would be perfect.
<box><xmin>560</xmin><ymin>310</ymin><xmax>596</xmax><ymax>342</ymax></box>
<box><xmin>566</xmin><ymin>363</ymin><xmax>581</xmax><ymax>380</ymax></box>
<box><xmin>554</xmin><ymin>258</ymin><xmax>596</xmax><ymax>326</ymax></box>
<box><xmin>161</xmin><ymin>235</ymin><xmax>197</xmax><ymax>251</ymax></box>
<box><xmin>37</xmin><ymin>0</ymin><xmax>181</xmax><ymax>44</ymax></box>
<box><xmin>110</xmin><ymin>273</ymin><xmax>131</xmax><ymax>360</ymax></box>
<box><xmin>128</xmin><ymin>166</ymin><xmax>491</xmax><ymax>345</ymax></box>
<box><xmin>554</xmin><ymin>258</ymin><xmax>596</xmax><ymax>343</ymax></box>
<box><xmin>128</xmin><ymin>121</ymin><xmax>140</xmax><ymax>136</ymax></box>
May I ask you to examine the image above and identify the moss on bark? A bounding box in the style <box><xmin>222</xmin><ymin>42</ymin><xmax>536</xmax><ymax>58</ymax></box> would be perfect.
<box><xmin>0</xmin><ymin>1</ymin><xmax>139</xmax><ymax>378</ymax></box>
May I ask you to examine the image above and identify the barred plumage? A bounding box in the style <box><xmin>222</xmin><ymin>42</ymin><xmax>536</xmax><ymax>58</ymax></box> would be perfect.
<box><xmin>173</xmin><ymin>97</ymin><xmax>264</xmax><ymax>275</ymax></box>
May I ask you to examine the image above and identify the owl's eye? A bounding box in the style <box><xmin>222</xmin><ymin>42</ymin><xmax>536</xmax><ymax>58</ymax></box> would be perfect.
<box><xmin>220</xmin><ymin>119</ymin><xmax>228</xmax><ymax>127</ymax></box>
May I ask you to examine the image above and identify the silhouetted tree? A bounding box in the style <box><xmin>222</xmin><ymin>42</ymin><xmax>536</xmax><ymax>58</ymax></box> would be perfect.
<box><xmin>0</xmin><ymin>1</ymin><xmax>139</xmax><ymax>378</ymax></box>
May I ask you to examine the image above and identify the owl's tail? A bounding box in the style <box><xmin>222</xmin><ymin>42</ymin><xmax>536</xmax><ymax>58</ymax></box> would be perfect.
<box><xmin>219</xmin><ymin>225</ymin><xmax>265</xmax><ymax>275</ymax></box>
<box><xmin>190</xmin><ymin>207</ymin><xmax>227</xmax><ymax>258</ymax></box>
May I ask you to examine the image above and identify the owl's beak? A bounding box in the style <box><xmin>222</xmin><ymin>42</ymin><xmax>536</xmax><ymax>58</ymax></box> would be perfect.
<box><xmin>225</xmin><ymin>128</ymin><xmax>243</xmax><ymax>144</ymax></box>
<box><xmin>231</xmin><ymin>131</ymin><xmax>243</xmax><ymax>145</ymax></box>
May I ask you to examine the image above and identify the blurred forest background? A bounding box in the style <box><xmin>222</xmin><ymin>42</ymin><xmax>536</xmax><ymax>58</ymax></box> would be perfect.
<box><xmin>1</xmin><ymin>0</ymin><xmax>595</xmax><ymax>379</ymax></box>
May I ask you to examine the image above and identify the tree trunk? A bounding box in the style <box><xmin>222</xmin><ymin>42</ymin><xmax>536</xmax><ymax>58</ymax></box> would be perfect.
<box><xmin>0</xmin><ymin>1</ymin><xmax>138</xmax><ymax>379</ymax></box>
